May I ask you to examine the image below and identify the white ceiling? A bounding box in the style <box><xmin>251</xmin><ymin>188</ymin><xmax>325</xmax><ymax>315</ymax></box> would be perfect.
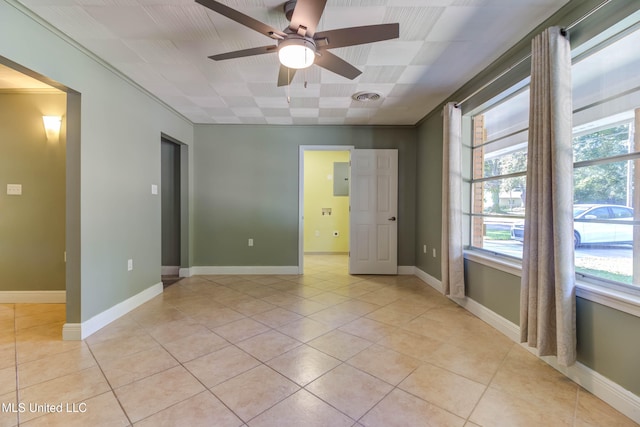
<box><xmin>13</xmin><ymin>0</ymin><xmax>569</xmax><ymax>125</ymax></box>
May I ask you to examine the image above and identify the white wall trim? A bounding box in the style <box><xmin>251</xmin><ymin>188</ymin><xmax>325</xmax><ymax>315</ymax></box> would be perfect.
<box><xmin>464</xmin><ymin>249</ymin><xmax>640</xmax><ymax>319</ymax></box>
<box><xmin>542</xmin><ymin>356</ymin><xmax>640</xmax><ymax>423</ymax></box>
<box><xmin>190</xmin><ymin>266</ymin><xmax>299</xmax><ymax>275</ymax></box>
<box><xmin>62</xmin><ymin>282</ymin><xmax>163</xmax><ymax>341</ymax></box>
<box><xmin>411</xmin><ymin>267</ymin><xmax>640</xmax><ymax>423</ymax></box>
<box><xmin>414</xmin><ymin>267</ymin><xmax>443</xmax><ymax>293</ymax></box>
<box><xmin>0</xmin><ymin>290</ymin><xmax>66</xmax><ymax>303</ymax></box>
<box><xmin>161</xmin><ymin>266</ymin><xmax>180</xmax><ymax>276</ymax></box>
<box><xmin>61</xmin><ymin>323</ymin><xmax>82</xmax><ymax>340</ymax></box>
<box><xmin>398</xmin><ymin>266</ymin><xmax>415</xmax><ymax>275</ymax></box>
<box><xmin>576</xmin><ymin>283</ymin><xmax>640</xmax><ymax>319</ymax></box>
<box><xmin>455</xmin><ymin>295</ymin><xmax>521</xmax><ymax>342</ymax></box>
<box><xmin>464</xmin><ymin>250</ymin><xmax>522</xmax><ymax>277</ymax></box>
<box><xmin>179</xmin><ymin>267</ymin><xmax>192</xmax><ymax>278</ymax></box>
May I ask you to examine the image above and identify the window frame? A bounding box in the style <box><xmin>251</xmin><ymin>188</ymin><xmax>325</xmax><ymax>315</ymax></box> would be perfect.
<box><xmin>463</xmin><ymin>18</ymin><xmax>640</xmax><ymax>315</ymax></box>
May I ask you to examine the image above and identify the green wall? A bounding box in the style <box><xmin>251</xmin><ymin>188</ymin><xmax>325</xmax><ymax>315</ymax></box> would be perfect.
<box><xmin>0</xmin><ymin>92</ymin><xmax>66</xmax><ymax>291</ymax></box>
<box><xmin>1</xmin><ymin>0</ymin><xmax>194</xmax><ymax>322</ymax></box>
<box><xmin>193</xmin><ymin>124</ymin><xmax>417</xmax><ymax>267</ymax></box>
<box><xmin>415</xmin><ymin>113</ymin><xmax>443</xmax><ymax>279</ymax></box>
<box><xmin>463</xmin><ymin>260</ymin><xmax>520</xmax><ymax>325</ymax></box>
<box><xmin>576</xmin><ymin>298</ymin><xmax>640</xmax><ymax>395</ymax></box>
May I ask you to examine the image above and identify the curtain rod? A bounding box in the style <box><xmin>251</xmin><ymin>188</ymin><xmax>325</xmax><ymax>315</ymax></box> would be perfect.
<box><xmin>454</xmin><ymin>0</ymin><xmax>611</xmax><ymax>108</ymax></box>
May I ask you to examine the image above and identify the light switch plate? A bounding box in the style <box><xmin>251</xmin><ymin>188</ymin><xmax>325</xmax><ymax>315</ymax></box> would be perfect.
<box><xmin>7</xmin><ymin>184</ymin><xmax>22</xmax><ymax>195</ymax></box>
<box><xmin>151</xmin><ymin>184</ymin><xmax>158</xmax><ymax>195</ymax></box>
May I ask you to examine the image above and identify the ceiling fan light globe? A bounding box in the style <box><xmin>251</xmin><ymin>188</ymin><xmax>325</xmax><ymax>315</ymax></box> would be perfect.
<box><xmin>278</xmin><ymin>39</ymin><xmax>315</xmax><ymax>69</ymax></box>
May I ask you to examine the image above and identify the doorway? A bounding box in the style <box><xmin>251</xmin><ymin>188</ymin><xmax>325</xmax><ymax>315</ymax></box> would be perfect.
<box><xmin>161</xmin><ymin>137</ymin><xmax>182</xmax><ymax>285</ymax></box>
<box><xmin>0</xmin><ymin>57</ymin><xmax>81</xmax><ymax>329</ymax></box>
<box><xmin>299</xmin><ymin>146</ymin><xmax>353</xmax><ymax>274</ymax></box>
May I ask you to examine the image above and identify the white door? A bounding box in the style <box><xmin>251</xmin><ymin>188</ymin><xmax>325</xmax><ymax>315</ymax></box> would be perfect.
<box><xmin>349</xmin><ymin>149</ymin><xmax>398</xmax><ymax>274</ymax></box>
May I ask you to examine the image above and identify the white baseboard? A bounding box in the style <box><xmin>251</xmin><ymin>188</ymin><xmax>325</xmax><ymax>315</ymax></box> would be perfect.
<box><xmin>398</xmin><ymin>266</ymin><xmax>415</xmax><ymax>275</ymax></box>
<box><xmin>0</xmin><ymin>290</ymin><xmax>66</xmax><ymax>303</ymax></box>
<box><xmin>413</xmin><ymin>266</ymin><xmax>640</xmax><ymax>424</ymax></box>
<box><xmin>62</xmin><ymin>282</ymin><xmax>163</xmax><ymax>341</ymax></box>
<box><xmin>414</xmin><ymin>267</ymin><xmax>443</xmax><ymax>293</ymax></box>
<box><xmin>161</xmin><ymin>266</ymin><xmax>180</xmax><ymax>276</ymax></box>
<box><xmin>183</xmin><ymin>265</ymin><xmax>416</xmax><ymax>277</ymax></box>
<box><xmin>455</xmin><ymin>295</ymin><xmax>521</xmax><ymax>343</ymax></box>
<box><xmin>190</xmin><ymin>266</ymin><xmax>299</xmax><ymax>275</ymax></box>
<box><xmin>542</xmin><ymin>355</ymin><xmax>640</xmax><ymax>423</ymax></box>
<box><xmin>464</xmin><ymin>296</ymin><xmax>640</xmax><ymax>423</ymax></box>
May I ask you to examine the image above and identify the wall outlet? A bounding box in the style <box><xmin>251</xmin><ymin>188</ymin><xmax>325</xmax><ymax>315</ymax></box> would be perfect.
<box><xmin>423</xmin><ymin>245</ymin><xmax>427</xmax><ymax>254</ymax></box>
<box><xmin>7</xmin><ymin>184</ymin><xmax>22</xmax><ymax>195</ymax></box>
<box><xmin>248</xmin><ymin>238</ymin><xmax>254</xmax><ymax>247</ymax></box>
<box><xmin>127</xmin><ymin>259</ymin><xmax>133</xmax><ymax>271</ymax></box>
<box><xmin>432</xmin><ymin>248</ymin><xmax>437</xmax><ymax>258</ymax></box>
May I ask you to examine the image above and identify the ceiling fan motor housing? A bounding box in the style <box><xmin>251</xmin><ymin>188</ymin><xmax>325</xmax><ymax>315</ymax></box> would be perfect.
<box><xmin>283</xmin><ymin>0</ymin><xmax>297</xmax><ymax>22</ymax></box>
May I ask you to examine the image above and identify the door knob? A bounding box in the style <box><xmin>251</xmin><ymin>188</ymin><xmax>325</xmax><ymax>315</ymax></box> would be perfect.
<box><xmin>388</xmin><ymin>216</ymin><xmax>396</xmax><ymax>221</ymax></box>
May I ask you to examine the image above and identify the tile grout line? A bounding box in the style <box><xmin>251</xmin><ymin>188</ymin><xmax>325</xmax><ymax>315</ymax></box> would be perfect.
<box><xmin>571</xmin><ymin>385</ymin><xmax>580</xmax><ymax>426</ymax></box>
<box><xmin>131</xmin><ymin>282</ymin><xmax>286</xmax><ymax>426</ymax></box>
<box><xmin>84</xmin><ymin>320</ymin><xmax>137</xmax><ymax>427</ymax></box>
<box><xmin>463</xmin><ymin>340</ymin><xmax>517</xmax><ymax>425</ymax></box>
<box><xmin>12</xmin><ymin>304</ymin><xmax>20</xmax><ymax>427</ymax></box>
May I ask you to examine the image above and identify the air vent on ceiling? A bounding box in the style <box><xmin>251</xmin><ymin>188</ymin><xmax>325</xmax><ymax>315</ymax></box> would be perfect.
<box><xmin>352</xmin><ymin>91</ymin><xmax>382</xmax><ymax>102</ymax></box>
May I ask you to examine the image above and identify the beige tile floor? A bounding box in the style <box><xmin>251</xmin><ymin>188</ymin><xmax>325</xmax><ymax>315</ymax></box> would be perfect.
<box><xmin>1</xmin><ymin>255</ymin><xmax>638</xmax><ymax>426</ymax></box>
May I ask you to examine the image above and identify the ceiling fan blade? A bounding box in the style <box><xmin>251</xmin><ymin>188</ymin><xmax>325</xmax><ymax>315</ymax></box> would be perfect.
<box><xmin>314</xmin><ymin>51</ymin><xmax>361</xmax><ymax>80</ymax></box>
<box><xmin>209</xmin><ymin>45</ymin><xmax>277</xmax><ymax>61</ymax></box>
<box><xmin>196</xmin><ymin>0</ymin><xmax>286</xmax><ymax>39</ymax></box>
<box><xmin>277</xmin><ymin>65</ymin><xmax>297</xmax><ymax>87</ymax></box>
<box><xmin>314</xmin><ymin>23</ymin><xmax>399</xmax><ymax>49</ymax></box>
<box><xmin>289</xmin><ymin>0</ymin><xmax>327</xmax><ymax>37</ymax></box>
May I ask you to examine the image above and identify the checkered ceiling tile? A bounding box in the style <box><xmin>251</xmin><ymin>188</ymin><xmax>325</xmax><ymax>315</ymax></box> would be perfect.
<box><xmin>14</xmin><ymin>0</ymin><xmax>569</xmax><ymax>125</ymax></box>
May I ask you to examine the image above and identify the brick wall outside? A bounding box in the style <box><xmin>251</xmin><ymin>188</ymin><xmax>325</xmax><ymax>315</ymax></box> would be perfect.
<box><xmin>472</xmin><ymin>115</ymin><xmax>486</xmax><ymax>248</ymax></box>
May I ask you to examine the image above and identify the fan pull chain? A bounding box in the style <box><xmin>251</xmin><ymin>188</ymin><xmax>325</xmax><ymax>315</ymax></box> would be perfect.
<box><xmin>287</xmin><ymin>68</ymin><xmax>291</xmax><ymax>104</ymax></box>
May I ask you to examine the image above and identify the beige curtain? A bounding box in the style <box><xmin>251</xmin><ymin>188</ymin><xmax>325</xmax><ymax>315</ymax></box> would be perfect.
<box><xmin>520</xmin><ymin>27</ymin><xmax>576</xmax><ymax>366</ymax></box>
<box><xmin>442</xmin><ymin>102</ymin><xmax>465</xmax><ymax>298</ymax></box>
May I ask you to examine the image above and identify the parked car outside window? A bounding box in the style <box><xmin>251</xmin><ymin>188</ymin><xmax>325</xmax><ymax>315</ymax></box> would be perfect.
<box><xmin>511</xmin><ymin>204</ymin><xmax>634</xmax><ymax>248</ymax></box>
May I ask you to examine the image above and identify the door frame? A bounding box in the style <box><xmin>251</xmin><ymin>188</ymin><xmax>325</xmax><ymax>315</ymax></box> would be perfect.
<box><xmin>161</xmin><ymin>133</ymin><xmax>190</xmax><ymax>277</ymax></box>
<box><xmin>298</xmin><ymin>145</ymin><xmax>354</xmax><ymax>274</ymax></box>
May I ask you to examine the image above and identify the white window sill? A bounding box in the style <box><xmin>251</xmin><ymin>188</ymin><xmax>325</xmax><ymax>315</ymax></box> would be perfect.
<box><xmin>463</xmin><ymin>249</ymin><xmax>640</xmax><ymax>318</ymax></box>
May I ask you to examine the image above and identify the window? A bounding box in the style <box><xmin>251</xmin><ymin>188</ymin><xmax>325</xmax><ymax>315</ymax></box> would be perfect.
<box><xmin>467</xmin><ymin>20</ymin><xmax>640</xmax><ymax>292</ymax></box>
<box><xmin>469</xmin><ymin>86</ymin><xmax>529</xmax><ymax>259</ymax></box>
<box><xmin>571</xmin><ymin>23</ymin><xmax>640</xmax><ymax>288</ymax></box>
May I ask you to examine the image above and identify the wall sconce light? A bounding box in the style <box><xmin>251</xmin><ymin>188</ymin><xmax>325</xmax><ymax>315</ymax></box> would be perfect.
<box><xmin>42</xmin><ymin>115</ymin><xmax>62</xmax><ymax>142</ymax></box>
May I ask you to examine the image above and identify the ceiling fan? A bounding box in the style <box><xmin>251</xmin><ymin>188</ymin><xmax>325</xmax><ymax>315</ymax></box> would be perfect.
<box><xmin>195</xmin><ymin>0</ymin><xmax>400</xmax><ymax>86</ymax></box>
